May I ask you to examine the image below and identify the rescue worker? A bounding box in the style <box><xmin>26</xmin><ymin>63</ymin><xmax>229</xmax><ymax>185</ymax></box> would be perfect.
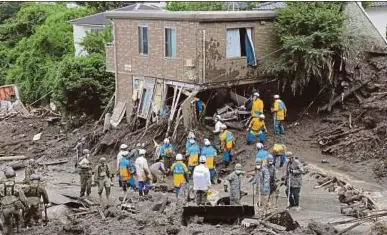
<box><xmin>255</xmin><ymin>143</ymin><xmax>269</xmax><ymax>165</ymax></box>
<box><xmin>150</xmin><ymin>158</ymin><xmax>168</xmax><ymax>184</ymax></box>
<box><xmin>185</xmin><ymin>131</ymin><xmax>196</xmax><ymax>153</ymax></box>
<box><xmin>249</xmin><ymin>159</ymin><xmax>270</xmax><ymax>209</ymax></box>
<box><xmin>0</xmin><ymin>168</ymin><xmax>28</xmax><ymax>234</ymax></box>
<box><xmin>186</xmin><ymin>139</ymin><xmax>200</xmax><ymax>178</ymax></box>
<box><xmin>269</xmin><ymin>143</ymin><xmax>287</xmax><ymax>168</ymax></box>
<box><xmin>247</xmin><ymin>114</ymin><xmax>267</xmax><ymax>145</ymax></box>
<box><xmin>285</xmin><ymin>152</ymin><xmax>304</xmax><ymax>211</ymax></box>
<box><xmin>129</xmin><ymin>143</ymin><xmax>144</xmax><ymax>161</ymax></box>
<box><xmin>135</xmin><ymin>149</ymin><xmax>152</xmax><ymax>196</ymax></box>
<box><xmin>78</xmin><ymin>149</ymin><xmax>92</xmax><ymax>197</ymax></box>
<box><xmin>24</xmin><ymin>158</ymin><xmax>37</xmax><ymax>184</ymax></box>
<box><xmin>213</xmin><ymin>115</ymin><xmax>223</xmax><ymax>149</ymax></box>
<box><xmin>267</xmin><ymin>155</ymin><xmax>279</xmax><ymax>208</ymax></box>
<box><xmin>194</xmin><ymin>98</ymin><xmax>206</xmax><ymax>120</ymax></box>
<box><xmin>200</xmin><ymin>139</ymin><xmax>217</xmax><ymax>184</ymax></box>
<box><xmin>159</xmin><ymin>138</ymin><xmax>176</xmax><ymax>170</ymax></box>
<box><xmin>118</xmin><ymin>151</ymin><xmax>136</xmax><ymax>192</ymax></box>
<box><xmin>74</xmin><ymin>137</ymin><xmax>87</xmax><ymax>168</ymax></box>
<box><xmin>23</xmin><ymin>174</ymin><xmax>49</xmax><ymax>227</ymax></box>
<box><xmin>94</xmin><ymin>157</ymin><xmax>111</xmax><ymax>200</ymax></box>
<box><xmin>117</xmin><ymin>144</ymin><xmax>128</xmax><ymax>187</ymax></box>
<box><xmin>224</xmin><ymin>163</ymin><xmax>244</xmax><ymax>205</ymax></box>
<box><xmin>220</xmin><ymin>124</ymin><xmax>234</xmax><ymax>167</ymax></box>
<box><xmin>271</xmin><ymin>94</ymin><xmax>287</xmax><ymax>135</ymax></box>
<box><xmin>251</xmin><ymin>92</ymin><xmax>264</xmax><ymax>118</ymax></box>
<box><xmin>170</xmin><ymin>154</ymin><xmax>189</xmax><ymax>199</ymax></box>
<box><xmin>192</xmin><ymin>156</ymin><xmax>211</xmax><ymax>206</ymax></box>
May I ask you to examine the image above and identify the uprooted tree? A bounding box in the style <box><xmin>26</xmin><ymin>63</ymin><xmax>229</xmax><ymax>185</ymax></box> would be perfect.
<box><xmin>262</xmin><ymin>2</ymin><xmax>347</xmax><ymax>101</ymax></box>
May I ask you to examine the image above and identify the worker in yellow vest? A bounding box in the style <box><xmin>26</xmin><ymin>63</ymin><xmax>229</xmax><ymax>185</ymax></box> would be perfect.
<box><xmin>251</xmin><ymin>92</ymin><xmax>264</xmax><ymax>118</ymax></box>
<box><xmin>247</xmin><ymin>114</ymin><xmax>267</xmax><ymax>145</ymax></box>
<box><xmin>269</xmin><ymin>144</ymin><xmax>287</xmax><ymax>168</ymax></box>
<box><xmin>271</xmin><ymin>94</ymin><xmax>287</xmax><ymax>135</ymax></box>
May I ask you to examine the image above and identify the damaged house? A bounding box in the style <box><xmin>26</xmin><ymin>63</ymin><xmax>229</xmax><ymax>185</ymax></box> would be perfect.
<box><xmin>104</xmin><ymin>10</ymin><xmax>279</xmax><ymax>131</ymax></box>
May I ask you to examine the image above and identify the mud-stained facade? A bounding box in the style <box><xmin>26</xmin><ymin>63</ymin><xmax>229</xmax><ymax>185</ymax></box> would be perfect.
<box><xmin>104</xmin><ymin>11</ymin><xmax>279</xmax><ymax>124</ymax></box>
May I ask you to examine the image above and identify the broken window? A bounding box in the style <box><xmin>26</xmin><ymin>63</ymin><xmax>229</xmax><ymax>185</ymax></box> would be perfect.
<box><xmin>138</xmin><ymin>26</ymin><xmax>148</xmax><ymax>55</ymax></box>
<box><xmin>165</xmin><ymin>28</ymin><xmax>176</xmax><ymax>58</ymax></box>
<box><xmin>226</xmin><ymin>28</ymin><xmax>256</xmax><ymax>64</ymax></box>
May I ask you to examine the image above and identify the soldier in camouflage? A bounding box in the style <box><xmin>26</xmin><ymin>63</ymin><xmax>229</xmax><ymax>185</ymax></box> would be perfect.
<box><xmin>266</xmin><ymin>155</ymin><xmax>279</xmax><ymax>208</ymax></box>
<box><xmin>74</xmin><ymin>137</ymin><xmax>87</xmax><ymax>169</ymax></box>
<box><xmin>223</xmin><ymin>163</ymin><xmax>244</xmax><ymax>205</ymax></box>
<box><xmin>249</xmin><ymin>159</ymin><xmax>270</xmax><ymax>208</ymax></box>
<box><xmin>23</xmin><ymin>174</ymin><xmax>49</xmax><ymax>227</ymax></box>
<box><xmin>24</xmin><ymin>159</ymin><xmax>37</xmax><ymax>184</ymax></box>
<box><xmin>94</xmin><ymin>157</ymin><xmax>111</xmax><ymax>200</ymax></box>
<box><xmin>78</xmin><ymin>149</ymin><xmax>92</xmax><ymax>197</ymax></box>
<box><xmin>0</xmin><ymin>168</ymin><xmax>28</xmax><ymax>234</ymax></box>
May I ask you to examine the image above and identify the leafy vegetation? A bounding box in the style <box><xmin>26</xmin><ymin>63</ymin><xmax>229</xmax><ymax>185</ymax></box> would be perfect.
<box><xmin>0</xmin><ymin>2</ymin><xmax>114</xmax><ymax>118</ymax></box>
<box><xmin>165</xmin><ymin>2</ymin><xmax>226</xmax><ymax>11</ymax></box>
<box><xmin>262</xmin><ymin>2</ymin><xmax>347</xmax><ymax>94</ymax></box>
<box><xmin>77</xmin><ymin>2</ymin><xmax>133</xmax><ymax>12</ymax></box>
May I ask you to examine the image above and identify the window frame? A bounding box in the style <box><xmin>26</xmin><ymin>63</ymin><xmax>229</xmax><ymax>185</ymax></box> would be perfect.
<box><xmin>164</xmin><ymin>27</ymin><xmax>177</xmax><ymax>58</ymax></box>
<box><xmin>225</xmin><ymin>27</ymin><xmax>254</xmax><ymax>59</ymax></box>
<box><xmin>138</xmin><ymin>25</ymin><xmax>148</xmax><ymax>56</ymax></box>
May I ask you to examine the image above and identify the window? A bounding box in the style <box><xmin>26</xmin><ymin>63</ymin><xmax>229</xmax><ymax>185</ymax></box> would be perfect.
<box><xmin>165</xmin><ymin>28</ymin><xmax>176</xmax><ymax>58</ymax></box>
<box><xmin>90</xmin><ymin>28</ymin><xmax>103</xmax><ymax>33</ymax></box>
<box><xmin>138</xmin><ymin>26</ymin><xmax>148</xmax><ymax>55</ymax></box>
<box><xmin>226</xmin><ymin>28</ymin><xmax>254</xmax><ymax>58</ymax></box>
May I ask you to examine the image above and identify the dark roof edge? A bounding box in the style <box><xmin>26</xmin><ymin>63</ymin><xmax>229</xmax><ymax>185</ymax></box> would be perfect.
<box><xmin>104</xmin><ymin>11</ymin><xmax>277</xmax><ymax>22</ymax></box>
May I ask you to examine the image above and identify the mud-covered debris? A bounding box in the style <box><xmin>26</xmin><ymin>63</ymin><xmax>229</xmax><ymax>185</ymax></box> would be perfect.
<box><xmin>307</xmin><ymin>221</ymin><xmax>338</xmax><ymax>235</ymax></box>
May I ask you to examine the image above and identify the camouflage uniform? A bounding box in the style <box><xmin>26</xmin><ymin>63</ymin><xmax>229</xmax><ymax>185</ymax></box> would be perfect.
<box><xmin>252</xmin><ymin>166</ymin><xmax>270</xmax><ymax>207</ymax></box>
<box><xmin>24</xmin><ymin>165</ymin><xmax>37</xmax><ymax>184</ymax></box>
<box><xmin>79</xmin><ymin>158</ymin><xmax>92</xmax><ymax>197</ymax></box>
<box><xmin>0</xmin><ymin>180</ymin><xmax>28</xmax><ymax>234</ymax></box>
<box><xmin>267</xmin><ymin>164</ymin><xmax>279</xmax><ymax>206</ymax></box>
<box><xmin>23</xmin><ymin>182</ymin><xmax>49</xmax><ymax>226</ymax></box>
<box><xmin>223</xmin><ymin>171</ymin><xmax>244</xmax><ymax>205</ymax></box>
<box><xmin>94</xmin><ymin>163</ymin><xmax>111</xmax><ymax>199</ymax></box>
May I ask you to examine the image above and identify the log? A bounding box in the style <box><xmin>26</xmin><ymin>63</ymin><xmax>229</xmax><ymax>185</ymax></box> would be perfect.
<box><xmin>319</xmin><ymin>79</ymin><xmax>371</xmax><ymax>112</ymax></box>
<box><xmin>38</xmin><ymin>160</ymin><xmax>69</xmax><ymax>166</ymax></box>
<box><xmin>337</xmin><ymin>220</ymin><xmax>367</xmax><ymax>235</ymax></box>
<box><xmin>260</xmin><ymin>220</ymin><xmax>286</xmax><ymax>232</ymax></box>
<box><xmin>0</xmin><ymin>155</ymin><xmax>27</xmax><ymax>161</ymax></box>
<box><xmin>314</xmin><ymin>179</ymin><xmax>334</xmax><ymax>189</ymax></box>
<box><xmin>9</xmin><ymin>161</ymin><xmax>25</xmax><ymax>170</ymax></box>
<box><xmin>224</xmin><ymin>121</ymin><xmax>244</xmax><ymax>131</ymax></box>
<box><xmin>98</xmin><ymin>208</ymin><xmax>106</xmax><ymax>220</ymax></box>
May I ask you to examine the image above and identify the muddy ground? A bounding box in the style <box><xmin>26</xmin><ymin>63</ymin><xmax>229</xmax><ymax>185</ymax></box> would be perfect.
<box><xmin>0</xmin><ymin>108</ymin><xmax>386</xmax><ymax>234</ymax></box>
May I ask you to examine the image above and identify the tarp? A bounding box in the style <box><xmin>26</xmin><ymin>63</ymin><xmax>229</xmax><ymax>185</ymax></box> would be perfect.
<box><xmin>245</xmin><ymin>28</ymin><xmax>257</xmax><ymax>66</ymax></box>
<box><xmin>110</xmin><ymin>101</ymin><xmax>126</xmax><ymax>128</ymax></box>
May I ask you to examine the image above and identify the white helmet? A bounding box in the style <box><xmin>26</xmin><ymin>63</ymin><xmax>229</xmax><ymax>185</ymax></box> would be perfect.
<box><xmin>163</xmin><ymin>138</ymin><xmax>170</xmax><ymax>144</ymax></box>
<box><xmin>259</xmin><ymin>114</ymin><xmax>265</xmax><ymax>119</ymax></box>
<box><xmin>215</xmin><ymin>115</ymin><xmax>221</xmax><ymax>121</ymax></box>
<box><xmin>139</xmin><ymin>149</ymin><xmax>146</xmax><ymax>155</ymax></box>
<box><xmin>122</xmin><ymin>151</ymin><xmax>129</xmax><ymax>157</ymax></box>
<box><xmin>253</xmin><ymin>92</ymin><xmax>260</xmax><ymax>97</ymax></box>
<box><xmin>189</xmin><ymin>139</ymin><xmax>195</xmax><ymax>144</ymax></box>
<box><xmin>199</xmin><ymin>156</ymin><xmax>206</xmax><ymax>163</ymax></box>
<box><xmin>120</xmin><ymin>144</ymin><xmax>128</xmax><ymax>149</ymax></box>
<box><xmin>256</xmin><ymin>143</ymin><xmax>264</xmax><ymax>149</ymax></box>
<box><xmin>220</xmin><ymin>124</ymin><xmax>227</xmax><ymax>130</ymax></box>
<box><xmin>188</xmin><ymin>131</ymin><xmax>195</xmax><ymax>139</ymax></box>
<box><xmin>274</xmin><ymin>94</ymin><xmax>280</xmax><ymax>99</ymax></box>
<box><xmin>176</xmin><ymin>154</ymin><xmax>183</xmax><ymax>161</ymax></box>
<box><xmin>204</xmin><ymin>139</ymin><xmax>210</xmax><ymax>146</ymax></box>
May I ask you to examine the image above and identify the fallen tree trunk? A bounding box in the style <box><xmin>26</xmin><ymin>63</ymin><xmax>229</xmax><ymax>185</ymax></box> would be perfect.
<box><xmin>0</xmin><ymin>155</ymin><xmax>27</xmax><ymax>161</ymax></box>
<box><xmin>319</xmin><ymin>79</ymin><xmax>372</xmax><ymax>112</ymax></box>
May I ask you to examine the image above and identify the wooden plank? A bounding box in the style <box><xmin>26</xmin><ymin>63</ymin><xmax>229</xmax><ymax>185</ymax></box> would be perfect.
<box><xmin>0</xmin><ymin>155</ymin><xmax>27</xmax><ymax>161</ymax></box>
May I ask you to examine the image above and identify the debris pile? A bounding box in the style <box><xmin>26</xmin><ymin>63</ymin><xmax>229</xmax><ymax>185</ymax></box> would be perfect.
<box><xmin>311</xmin><ymin>53</ymin><xmax>387</xmax><ymax>178</ymax></box>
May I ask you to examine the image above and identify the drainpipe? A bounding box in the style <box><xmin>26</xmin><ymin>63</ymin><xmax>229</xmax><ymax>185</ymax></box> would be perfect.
<box><xmin>202</xmin><ymin>30</ymin><xmax>206</xmax><ymax>84</ymax></box>
<box><xmin>113</xmin><ymin>20</ymin><xmax>118</xmax><ymax>107</ymax></box>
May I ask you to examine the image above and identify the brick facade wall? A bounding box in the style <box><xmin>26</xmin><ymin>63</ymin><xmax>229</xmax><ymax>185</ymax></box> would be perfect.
<box><xmin>106</xmin><ymin>45</ymin><xmax>115</xmax><ymax>72</ymax></box>
<box><xmin>114</xmin><ymin>19</ymin><xmax>200</xmax><ymax>83</ymax></box>
<box><xmin>199</xmin><ymin>20</ymin><xmax>279</xmax><ymax>84</ymax></box>
<box><xmin>116</xmin><ymin>73</ymin><xmax>133</xmax><ymax>123</ymax></box>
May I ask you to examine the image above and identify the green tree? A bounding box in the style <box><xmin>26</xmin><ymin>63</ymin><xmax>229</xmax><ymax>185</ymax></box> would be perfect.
<box><xmin>165</xmin><ymin>2</ymin><xmax>225</xmax><ymax>11</ymax></box>
<box><xmin>80</xmin><ymin>26</ymin><xmax>113</xmax><ymax>55</ymax></box>
<box><xmin>0</xmin><ymin>2</ymin><xmax>21</xmax><ymax>24</ymax></box>
<box><xmin>52</xmin><ymin>54</ymin><xmax>114</xmax><ymax>117</ymax></box>
<box><xmin>262</xmin><ymin>2</ymin><xmax>346</xmax><ymax>94</ymax></box>
<box><xmin>77</xmin><ymin>2</ymin><xmax>133</xmax><ymax>12</ymax></box>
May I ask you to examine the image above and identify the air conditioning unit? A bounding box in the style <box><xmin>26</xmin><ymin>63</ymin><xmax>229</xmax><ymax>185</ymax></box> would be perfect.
<box><xmin>185</xmin><ymin>59</ymin><xmax>194</xmax><ymax>67</ymax></box>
